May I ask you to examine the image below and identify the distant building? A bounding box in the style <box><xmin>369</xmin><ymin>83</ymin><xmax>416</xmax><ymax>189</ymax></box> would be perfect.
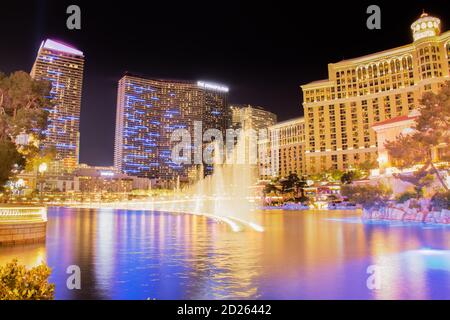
<box><xmin>259</xmin><ymin>117</ymin><xmax>305</xmax><ymax>178</ymax></box>
<box><xmin>230</xmin><ymin>104</ymin><xmax>277</xmax><ymax>131</ymax></box>
<box><xmin>16</xmin><ymin>164</ymin><xmax>152</xmax><ymax>194</ymax></box>
<box><xmin>114</xmin><ymin>74</ymin><xmax>229</xmax><ymax>181</ymax></box>
<box><xmin>15</xmin><ymin>170</ymin><xmax>77</xmax><ymax>194</ymax></box>
<box><xmin>371</xmin><ymin>109</ymin><xmax>447</xmax><ymax>177</ymax></box>
<box><xmin>229</xmin><ymin>104</ymin><xmax>277</xmax><ymax>170</ymax></box>
<box><xmin>74</xmin><ymin>165</ymin><xmax>151</xmax><ymax>193</ymax></box>
<box><xmin>257</xmin><ymin>133</ymin><xmax>272</xmax><ymax>179</ymax></box>
<box><xmin>31</xmin><ymin>39</ymin><xmax>85</xmax><ymax>170</ymax></box>
<box><xmin>371</xmin><ymin>110</ymin><xmax>419</xmax><ymax>176</ymax></box>
<box><xmin>301</xmin><ymin>13</ymin><xmax>449</xmax><ymax>174</ymax></box>
<box><xmin>369</xmin><ymin>110</ymin><xmax>449</xmax><ymax>194</ymax></box>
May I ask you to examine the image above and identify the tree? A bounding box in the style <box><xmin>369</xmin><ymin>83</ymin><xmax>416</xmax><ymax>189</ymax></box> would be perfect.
<box><xmin>0</xmin><ymin>140</ymin><xmax>25</xmax><ymax>191</ymax></box>
<box><xmin>385</xmin><ymin>81</ymin><xmax>450</xmax><ymax>192</ymax></box>
<box><xmin>431</xmin><ymin>191</ymin><xmax>450</xmax><ymax>211</ymax></box>
<box><xmin>327</xmin><ymin>168</ymin><xmax>344</xmax><ymax>182</ymax></box>
<box><xmin>25</xmin><ymin>147</ymin><xmax>56</xmax><ymax>173</ymax></box>
<box><xmin>0</xmin><ymin>259</ymin><xmax>55</xmax><ymax>300</ymax></box>
<box><xmin>308</xmin><ymin>168</ymin><xmax>344</xmax><ymax>183</ymax></box>
<box><xmin>341</xmin><ymin>171</ymin><xmax>356</xmax><ymax>184</ymax></box>
<box><xmin>0</xmin><ymin>71</ymin><xmax>51</xmax><ymax>188</ymax></box>
<box><xmin>353</xmin><ymin>160</ymin><xmax>378</xmax><ymax>179</ymax></box>
<box><xmin>339</xmin><ymin>161</ymin><xmax>377</xmax><ymax>185</ymax></box>
<box><xmin>280</xmin><ymin>173</ymin><xmax>300</xmax><ymax>193</ymax></box>
<box><xmin>0</xmin><ymin>71</ymin><xmax>50</xmax><ymax>140</ymax></box>
<box><xmin>341</xmin><ymin>183</ymin><xmax>392</xmax><ymax>210</ymax></box>
<box><xmin>309</xmin><ymin>172</ymin><xmax>325</xmax><ymax>182</ymax></box>
<box><xmin>295</xmin><ymin>175</ymin><xmax>308</xmax><ymax>198</ymax></box>
<box><xmin>263</xmin><ymin>183</ymin><xmax>279</xmax><ymax>195</ymax></box>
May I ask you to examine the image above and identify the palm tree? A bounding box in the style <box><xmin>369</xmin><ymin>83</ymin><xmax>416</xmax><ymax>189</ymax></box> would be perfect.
<box><xmin>295</xmin><ymin>176</ymin><xmax>308</xmax><ymax>198</ymax></box>
<box><xmin>264</xmin><ymin>183</ymin><xmax>279</xmax><ymax>195</ymax></box>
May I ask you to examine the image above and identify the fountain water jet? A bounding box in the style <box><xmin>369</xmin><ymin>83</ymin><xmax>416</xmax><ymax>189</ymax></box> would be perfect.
<box><xmin>71</xmin><ymin>133</ymin><xmax>264</xmax><ymax>232</ymax></box>
<box><xmin>145</xmin><ymin>132</ymin><xmax>263</xmax><ymax>232</ymax></box>
<box><xmin>177</xmin><ymin>135</ymin><xmax>264</xmax><ymax>232</ymax></box>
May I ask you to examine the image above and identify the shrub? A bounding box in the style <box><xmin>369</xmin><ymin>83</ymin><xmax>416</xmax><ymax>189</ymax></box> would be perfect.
<box><xmin>396</xmin><ymin>191</ymin><xmax>417</xmax><ymax>203</ymax></box>
<box><xmin>340</xmin><ymin>171</ymin><xmax>356</xmax><ymax>184</ymax></box>
<box><xmin>0</xmin><ymin>259</ymin><xmax>55</xmax><ymax>300</ymax></box>
<box><xmin>431</xmin><ymin>191</ymin><xmax>450</xmax><ymax>211</ymax></box>
<box><xmin>295</xmin><ymin>195</ymin><xmax>309</xmax><ymax>204</ymax></box>
<box><xmin>340</xmin><ymin>183</ymin><xmax>392</xmax><ymax>210</ymax></box>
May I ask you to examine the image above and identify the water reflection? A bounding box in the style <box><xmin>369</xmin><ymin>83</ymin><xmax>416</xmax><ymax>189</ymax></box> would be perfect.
<box><xmin>0</xmin><ymin>208</ymin><xmax>449</xmax><ymax>299</ymax></box>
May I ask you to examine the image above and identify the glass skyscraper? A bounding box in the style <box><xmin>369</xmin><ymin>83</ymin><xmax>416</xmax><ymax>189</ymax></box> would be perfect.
<box><xmin>114</xmin><ymin>74</ymin><xmax>229</xmax><ymax>182</ymax></box>
<box><xmin>31</xmin><ymin>39</ymin><xmax>85</xmax><ymax>170</ymax></box>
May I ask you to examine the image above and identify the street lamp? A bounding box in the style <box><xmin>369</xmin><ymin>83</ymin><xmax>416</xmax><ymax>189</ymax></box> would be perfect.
<box><xmin>38</xmin><ymin>162</ymin><xmax>48</xmax><ymax>174</ymax></box>
<box><xmin>38</xmin><ymin>162</ymin><xmax>48</xmax><ymax>201</ymax></box>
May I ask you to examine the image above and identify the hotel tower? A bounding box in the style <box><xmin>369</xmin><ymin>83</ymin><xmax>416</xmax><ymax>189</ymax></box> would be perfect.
<box><xmin>31</xmin><ymin>39</ymin><xmax>85</xmax><ymax>170</ymax></box>
<box><xmin>258</xmin><ymin>117</ymin><xmax>305</xmax><ymax>179</ymax></box>
<box><xmin>114</xmin><ymin>74</ymin><xmax>229</xmax><ymax>181</ymax></box>
<box><xmin>230</xmin><ymin>104</ymin><xmax>277</xmax><ymax>131</ymax></box>
<box><xmin>301</xmin><ymin>13</ymin><xmax>449</xmax><ymax>174</ymax></box>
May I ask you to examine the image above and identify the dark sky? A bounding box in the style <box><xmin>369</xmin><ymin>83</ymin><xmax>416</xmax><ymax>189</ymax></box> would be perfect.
<box><xmin>0</xmin><ymin>0</ymin><xmax>448</xmax><ymax>165</ymax></box>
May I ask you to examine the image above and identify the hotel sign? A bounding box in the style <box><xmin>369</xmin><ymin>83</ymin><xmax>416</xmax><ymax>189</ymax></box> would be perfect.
<box><xmin>197</xmin><ymin>81</ymin><xmax>229</xmax><ymax>92</ymax></box>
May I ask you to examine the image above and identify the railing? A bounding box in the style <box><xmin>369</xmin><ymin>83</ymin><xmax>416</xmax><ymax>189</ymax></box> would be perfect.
<box><xmin>0</xmin><ymin>207</ymin><xmax>47</xmax><ymax>222</ymax></box>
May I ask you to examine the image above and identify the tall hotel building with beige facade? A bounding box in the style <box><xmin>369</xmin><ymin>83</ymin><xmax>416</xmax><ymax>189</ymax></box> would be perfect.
<box><xmin>301</xmin><ymin>13</ymin><xmax>449</xmax><ymax>174</ymax></box>
<box><xmin>114</xmin><ymin>74</ymin><xmax>229</xmax><ymax>181</ymax></box>
<box><xmin>31</xmin><ymin>39</ymin><xmax>84</xmax><ymax>170</ymax></box>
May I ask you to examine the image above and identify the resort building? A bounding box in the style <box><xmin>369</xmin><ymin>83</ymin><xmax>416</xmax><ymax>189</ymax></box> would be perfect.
<box><xmin>114</xmin><ymin>74</ymin><xmax>229</xmax><ymax>182</ymax></box>
<box><xmin>301</xmin><ymin>13</ymin><xmax>450</xmax><ymax>174</ymax></box>
<box><xmin>371</xmin><ymin>110</ymin><xmax>419</xmax><ymax>177</ymax></box>
<box><xmin>31</xmin><ymin>39</ymin><xmax>85</xmax><ymax>170</ymax></box>
<box><xmin>230</xmin><ymin>104</ymin><xmax>277</xmax><ymax>171</ymax></box>
<box><xmin>371</xmin><ymin>109</ymin><xmax>448</xmax><ymax>176</ymax></box>
<box><xmin>230</xmin><ymin>104</ymin><xmax>277</xmax><ymax>131</ymax></box>
<box><xmin>259</xmin><ymin>117</ymin><xmax>305</xmax><ymax>179</ymax></box>
<box><xmin>257</xmin><ymin>133</ymin><xmax>272</xmax><ymax>179</ymax></box>
<box><xmin>74</xmin><ymin>165</ymin><xmax>152</xmax><ymax>193</ymax></box>
<box><xmin>14</xmin><ymin>164</ymin><xmax>153</xmax><ymax>195</ymax></box>
<box><xmin>368</xmin><ymin>109</ymin><xmax>450</xmax><ymax>194</ymax></box>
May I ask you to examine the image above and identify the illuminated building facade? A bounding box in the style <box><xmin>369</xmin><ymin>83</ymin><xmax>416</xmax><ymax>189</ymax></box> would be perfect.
<box><xmin>371</xmin><ymin>110</ymin><xmax>419</xmax><ymax>176</ymax></box>
<box><xmin>114</xmin><ymin>74</ymin><xmax>229</xmax><ymax>181</ymax></box>
<box><xmin>371</xmin><ymin>108</ymin><xmax>447</xmax><ymax>177</ymax></box>
<box><xmin>230</xmin><ymin>104</ymin><xmax>277</xmax><ymax>173</ymax></box>
<box><xmin>31</xmin><ymin>39</ymin><xmax>84</xmax><ymax>170</ymax></box>
<box><xmin>259</xmin><ymin>117</ymin><xmax>305</xmax><ymax>178</ymax></box>
<box><xmin>230</xmin><ymin>104</ymin><xmax>277</xmax><ymax>131</ymax></box>
<box><xmin>301</xmin><ymin>13</ymin><xmax>450</xmax><ymax>174</ymax></box>
<box><xmin>74</xmin><ymin>165</ymin><xmax>151</xmax><ymax>193</ymax></box>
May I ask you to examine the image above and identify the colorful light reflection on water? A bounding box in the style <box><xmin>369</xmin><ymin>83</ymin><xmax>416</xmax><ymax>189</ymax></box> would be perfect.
<box><xmin>0</xmin><ymin>208</ymin><xmax>449</xmax><ymax>299</ymax></box>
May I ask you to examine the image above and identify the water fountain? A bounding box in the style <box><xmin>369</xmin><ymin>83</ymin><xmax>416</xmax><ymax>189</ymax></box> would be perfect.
<box><xmin>160</xmin><ymin>136</ymin><xmax>264</xmax><ymax>232</ymax></box>
<box><xmin>73</xmin><ymin>133</ymin><xmax>265</xmax><ymax>232</ymax></box>
<box><xmin>185</xmin><ymin>162</ymin><xmax>263</xmax><ymax>232</ymax></box>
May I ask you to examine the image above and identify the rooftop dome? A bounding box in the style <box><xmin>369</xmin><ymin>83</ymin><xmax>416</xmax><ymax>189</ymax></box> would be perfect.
<box><xmin>411</xmin><ymin>12</ymin><xmax>441</xmax><ymax>41</ymax></box>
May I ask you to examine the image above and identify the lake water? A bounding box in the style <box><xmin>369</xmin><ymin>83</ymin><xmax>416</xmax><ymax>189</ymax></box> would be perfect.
<box><xmin>0</xmin><ymin>207</ymin><xmax>449</xmax><ymax>299</ymax></box>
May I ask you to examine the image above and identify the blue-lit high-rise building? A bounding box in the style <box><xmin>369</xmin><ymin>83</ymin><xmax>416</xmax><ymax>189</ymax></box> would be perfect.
<box><xmin>114</xmin><ymin>74</ymin><xmax>229</xmax><ymax>181</ymax></box>
<box><xmin>31</xmin><ymin>39</ymin><xmax>85</xmax><ymax>170</ymax></box>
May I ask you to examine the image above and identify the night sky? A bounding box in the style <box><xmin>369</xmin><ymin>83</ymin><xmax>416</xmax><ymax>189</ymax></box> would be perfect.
<box><xmin>0</xmin><ymin>0</ymin><xmax>448</xmax><ymax>165</ymax></box>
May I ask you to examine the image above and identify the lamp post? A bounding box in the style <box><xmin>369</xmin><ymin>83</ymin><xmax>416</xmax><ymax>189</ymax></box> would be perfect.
<box><xmin>16</xmin><ymin>178</ymin><xmax>25</xmax><ymax>197</ymax></box>
<box><xmin>38</xmin><ymin>162</ymin><xmax>48</xmax><ymax>202</ymax></box>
